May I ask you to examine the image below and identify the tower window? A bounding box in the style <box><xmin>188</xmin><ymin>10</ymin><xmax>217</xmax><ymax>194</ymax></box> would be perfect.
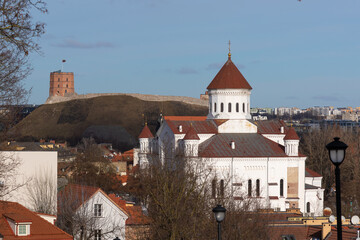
<box><xmin>256</xmin><ymin>179</ymin><xmax>260</xmax><ymax>197</ymax></box>
<box><xmin>221</xmin><ymin>103</ymin><xmax>224</xmax><ymax>112</ymax></box>
<box><xmin>306</xmin><ymin>202</ymin><xmax>310</xmax><ymax>213</ymax></box>
<box><xmin>228</xmin><ymin>103</ymin><xmax>231</xmax><ymax>112</ymax></box>
<box><xmin>58</xmin><ymin>84</ymin><xmax>60</xmax><ymax>87</ymax></box>
<box><xmin>65</xmin><ymin>90</ymin><xmax>67</xmax><ymax>93</ymax></box>
<box><xmin>220</xmin><ymin>179</ymin><xmax>224</xmax><ymax>197</ymax></box>
<box><xmin>66</xmin><ymin>84</ymin><xmax>68</xmax><ymax>88</ymax></box>
<box><xmin>212</xmin><ymin>179</ymin><xmax>216</xmax><ymax>198</ymax></box>
<box><xmin>66</xmin><ymin>78</ymin><xmax>68</xmax><ymax>81</ymax></box>
<box><xmin>214</xmin><ymin>103</ymin><xmax>217</xmax><ymax>112</ymax></box>
<box><xmin>280</xmin><ymin>179</ymin><xmax>284</xmax><ymax>197</ymax></box>
<box><xmin>243</xmin><ymin>103</ymin><xmax>245</xmax><ymax>113</ymax></box>
<box><xmin>58</xmin><ymin>78</ymin><xmax>60</xmax><ymax>82</ymax></box>
<box><xmin>236</xmin><ymin>103</ymin><xmax>239</xmax><ymax>112</ymax></box>
<box><xmin>248</xmin><ymin>179</ymin><xmax>252</xmax><ymax>197</ymax></box>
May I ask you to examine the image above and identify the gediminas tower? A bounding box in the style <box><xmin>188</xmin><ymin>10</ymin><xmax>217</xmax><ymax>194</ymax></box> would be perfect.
<box><xmin>49</xmin><ymin>71</ymin><xmax>75</xmax><ymax>97</ymax></box>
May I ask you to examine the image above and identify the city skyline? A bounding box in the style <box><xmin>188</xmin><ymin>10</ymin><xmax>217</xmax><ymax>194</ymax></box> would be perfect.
<box><xmin>27</xmin><ymin>0</ymin><xmax>360</xmax><ymax>108</ymax></box>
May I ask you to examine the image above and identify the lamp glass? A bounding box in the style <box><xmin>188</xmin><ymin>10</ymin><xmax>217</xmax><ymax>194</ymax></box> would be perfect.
<box><xmin>215</xmin><ymin>211</ymin><xmax>225</xmax><ymax>223</ymax></box>
<box><xmin>330</xmin><ymin>149</ymin><xmax>345</xmax><ymax>164</ymax></box>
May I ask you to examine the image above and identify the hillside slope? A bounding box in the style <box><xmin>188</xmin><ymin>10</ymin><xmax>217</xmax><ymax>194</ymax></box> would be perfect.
<box><xmin>12</xmin><ymin>95</ymin><xmax>208</xmax><ymax>151</ymax></box>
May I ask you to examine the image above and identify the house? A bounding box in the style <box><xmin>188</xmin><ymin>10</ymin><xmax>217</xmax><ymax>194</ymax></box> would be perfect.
<box><xmin>0</xmin><ymin>146</ymin><xmax>57</xmax><ymax>214</ymax></box>
<box><xmin>0</xmin><ymin>200</ymin><xmax>72</xmax><ymax>239</ymax></box>
<box><xmin>138</xmin><ymin>51</ymin><xmax>324</xmax><ymax>216</ymax></box>
<box><xmin>58</xmin><ymin>184</ymin><xmax>129</xmax><ymax>240</ymax></box>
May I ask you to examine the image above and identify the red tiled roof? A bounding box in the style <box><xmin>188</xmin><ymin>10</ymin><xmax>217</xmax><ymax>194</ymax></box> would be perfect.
<box><xmin>138</xmin><ymin>124</ymin><xmax>153</xmax><ymax>138</ymax></box>
<box><xmin>207</xmin><ymin>56</ymin><xmax>252</xmax><ymax>90</ymax></box>
<box><xmin>284</xmin><ymin>127</ymin><xmax>300</xmax><ymax>140</ymax></box>
<box><xmin>164</xmin><ymin>116</ymin><xmax>207</xmax><ymax>121</ymax></box>
<box><xmin>58</xmin><ymin>184</ymin><xmax>129</xmax><ymax>217</ymax></box>
<box><xmin>199</xmin><ymin>133</ymin><xmax>288</xmax><ymax>158</ymax></box>
<box><xmin>183</xmin><ymin>125</ymin><xmax>200</xmax><ymax>140</ymax></box>
<box><xmin>165</xmin><ymin>118</ymin><xmax>217</xmax><ymax>135</ymax></box>
<box><xmin>305</xmin><ymin>168</ymin><xmax>322</xmax><ymax>177</ymax></box>
<box><xmin>108</xmin><ymin>194</ymin><xmax>151</xmax><ymax>226</ymax></box>
<box><xmin>0</xmin><ymin>201</ymin><xmax>73</xmax><ymax>240</ymax></box>
<box><xmin>269</xmin><ymin>196</ymin><xmax>279</xmax><ymax>200</ymax></box>
<box><xmin>254</xmin><ymin>120</ymin><xmax>287</xmax><ymax>134</ymax></box>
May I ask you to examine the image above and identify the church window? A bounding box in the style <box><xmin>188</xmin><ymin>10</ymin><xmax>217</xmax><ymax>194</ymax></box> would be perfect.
<box><xmin>306</xmin><ymin>202</ymin><xmax>310</xmax><ymax>213</ymax></box>
<box><xmin>256</xmin><ymin>179</ymin><xmax>260</xmax><ymax>197</ymax></box>
<box><xmin>214</xmin><ymin>103</ymin><xmax>217</xmax><ymax>112</ymax></box>
<box><xmin>212</xmin><ymin>179</ymin><xmax>216</xmax><ymax>198</ymax></box>
<box><xmin>221</xmin><ymin>103</ymin><xmax>224</xmax><ymax>112</ymax></box>
<box><xmin>248</xmin><ymin>179</ymin><xmax>252</xmax><ymax>197</ymax></box>
<box><xmin>236</xmin><ymin>103</ymin><xmax>239</xmax><ymax>112</ymax></box>
<box><xmin>228</xmin><ymin>103</ymin><xmax>231</xmax><ymax>112</ymax></box>
<box><xmin>243</xmin><ymin>103</ymin><xmax>245</xmax><ymax>113</ymax></box>
<box><xmin>280</xmin><ymin>179</ymin><xmax>284</xmax><ymax>197</ymax></box>
<box><xmin>220</xmin><ymin>179</ymin><xmax>224</xmax><ymax>197</ymax></box>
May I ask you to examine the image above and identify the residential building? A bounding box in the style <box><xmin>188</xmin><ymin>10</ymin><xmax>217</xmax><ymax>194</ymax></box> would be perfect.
<box><xmin>58</xmin><ymin>184</ymin><xmax>129</xmax><ymax>240</ymax></box>
<box><xmin>0</xmin><ymin>200</ymin><xmax>72</xmax><ymax>239</ymax></box>
<box><xmin>138</xmin><ymin>52</ymin><xmax>324</xmax><ymax>216</ymax></box>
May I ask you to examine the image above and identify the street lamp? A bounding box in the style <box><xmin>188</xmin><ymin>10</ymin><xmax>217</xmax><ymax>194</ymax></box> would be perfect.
<box><xmin>213</xmin><ymin>204</ymin><xmax>226</xmax><ymax>240</ymax></box>
<box><xmin>326</xmin><ymin>137</ymin><xmax>348</xmax><ymax>240</ymax></box>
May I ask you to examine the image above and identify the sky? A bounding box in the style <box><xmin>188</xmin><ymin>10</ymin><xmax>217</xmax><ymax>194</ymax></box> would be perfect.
<box><xmin>27</xmin><ymin>0</ymin><xmax>360</xmax><ymax>109</ymax></box>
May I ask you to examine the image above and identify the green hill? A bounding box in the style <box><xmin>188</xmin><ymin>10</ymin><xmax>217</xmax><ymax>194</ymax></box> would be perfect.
<box><xmin>11</xmin><ymin>95</ymin><xmax>208</xmax><ymax>151</ymax></box>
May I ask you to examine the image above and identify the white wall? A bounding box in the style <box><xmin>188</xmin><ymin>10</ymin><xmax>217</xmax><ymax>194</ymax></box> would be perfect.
<box><xmin>77</xmin><ymin>191</ymin><xmax>128</xmax><ymax>240</ymax></box>
<box><xmin>0</xmin><ymin>151</ymin><xmax>57</xmax><ymax>213</ymax></box>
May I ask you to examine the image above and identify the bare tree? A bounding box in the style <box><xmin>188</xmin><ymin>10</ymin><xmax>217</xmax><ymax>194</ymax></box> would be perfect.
<box><xmin>132</xmin><ymin>155</ymin><xmax>270</xmax><ymax>240</ymax></box>
<box><xmin>27</xmin><ymin>170</ymin><xmax>57</xmax><ymax>215</ymax></box>
<box><xmin>0</xmin><ymin>150</ymin><xmax>21</xmax><ymax>198</ymax></box>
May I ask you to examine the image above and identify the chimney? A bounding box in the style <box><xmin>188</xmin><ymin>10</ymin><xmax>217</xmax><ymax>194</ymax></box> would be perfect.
<box><xmin>280</xmin><ymin>126</ymin><xmax>284</xmax><ymax>133</ymax></box>
<box><xmin>179</xmin><ymin>125</ymin><xmax>183</xmax><ymax>133</ymax></box>
<box><xmin>322</xmin><ymin>223</ymin><xmax>331</xmax><ymax>239</ymax></box>
<box><xmin>231</xmin><ymin>141</ymin><xmax>235</xmax><ymax>149</ymax></box>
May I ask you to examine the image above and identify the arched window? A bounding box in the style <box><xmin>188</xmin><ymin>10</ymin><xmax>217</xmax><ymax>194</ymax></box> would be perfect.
<box><xmin>280</xmin><ymin>179</ymin><xmax>284</xmax><ymax>197</ymax></box>
<box><xmin>228</xmin><ymin>103</ymin><xmax>231</xmax><ymax>112</ymax></box>
<box><xmin>236</xmin><ymin>103</ymin><xmax>239</xmax><ymax>112</ymax></box>
<box><xmin>243</xmin><ymin>103</ymin><xmax>245</xmax><ymax>113</ymax></box>
<box><xmin>212</xmin><ymin>179</ymin><xmax>216</xmax><ymax>198</ymax></box>
<box><xmin>221</xmin><ymin>103</ymin><xmax>224</xmax><ymax>112</ymax></box>
<box><xmin>248</xmin><ymin>179</ymin><xmax>252</xmax><ymax>197</ymax></box>
<box><xmin>306</xmin><ymin>202</ymin><xmax>311</xmax><ymax>213</ymax></box>
<box><xmin>256</xmin><ymin>179</ymin><xmax>260</xmax><ymax>197</ymax></box>
<box><xmin>220</xmin><ymin>180</ymin><xmax>224</xmax><ymax>197</ymax></box>
<box><xmin>214</xmin><ymin>103</ymin><xmax>217</xmax><ymax>112</ymax></box>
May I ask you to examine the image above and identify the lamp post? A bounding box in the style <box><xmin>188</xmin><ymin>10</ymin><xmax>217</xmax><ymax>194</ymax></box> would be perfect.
<box><xmin>213</xmin><ymin>204</ymin><xmax>226</xmax><ymax>240</ymax></box>
<box><xmin>326</xmin><ymin>137</ymin><xmax>348</xmax><ymax>240</ymax></box>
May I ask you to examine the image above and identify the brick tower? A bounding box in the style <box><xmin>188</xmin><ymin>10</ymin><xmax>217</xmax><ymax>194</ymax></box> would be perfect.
<box><xmin>49</xmin><ymin>71</ymin><xmax>75</xmax><ymax>97</ymax></box>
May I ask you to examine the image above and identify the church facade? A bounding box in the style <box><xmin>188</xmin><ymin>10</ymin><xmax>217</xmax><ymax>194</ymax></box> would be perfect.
<box><xmin>138</xmin><ymin>52</ymin><xmax>324</xmax><ymax>216</ymax></box>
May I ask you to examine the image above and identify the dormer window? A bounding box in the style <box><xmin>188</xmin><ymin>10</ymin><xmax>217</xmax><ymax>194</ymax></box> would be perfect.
<box><xmin>17</xmin><ymin>224</ymin><xmax>30</xmax><ymax>236</ymax></box>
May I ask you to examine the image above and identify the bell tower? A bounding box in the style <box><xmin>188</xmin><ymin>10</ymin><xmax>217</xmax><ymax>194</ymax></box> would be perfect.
<box><xmin>49</xmin><ymin>71</ymin><xmax>75</xmax><ymax>97</ymax></box>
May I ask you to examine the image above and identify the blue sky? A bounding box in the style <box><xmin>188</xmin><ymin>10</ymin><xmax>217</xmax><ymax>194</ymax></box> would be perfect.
<box><xmin>27</xmin><ymin>0</ymin><xmax>360</xmax><ymax>108</ymax></box>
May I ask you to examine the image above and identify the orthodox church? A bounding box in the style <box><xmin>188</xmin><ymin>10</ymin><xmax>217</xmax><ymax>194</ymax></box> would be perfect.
<box><xmin>138</xmin><ymin>51</ymin><xmax>324</xmax><ymax>216</ymax></box>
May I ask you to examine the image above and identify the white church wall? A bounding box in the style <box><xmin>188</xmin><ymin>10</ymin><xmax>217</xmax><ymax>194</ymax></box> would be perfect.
<box><xmin>217</xmin><ymin>119</ymin><xmax>257</xmax><ymax>133</ymax></box>
<box><xmin>262</xmin><ymin>134</ymin><xmax>285</xmax><ymax>145</ymax></box>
